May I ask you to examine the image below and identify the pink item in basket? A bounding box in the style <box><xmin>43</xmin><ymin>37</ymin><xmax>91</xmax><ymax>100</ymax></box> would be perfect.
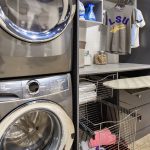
<box><xmin>89</xmin><ymin>128</ymin><xmax>116</xmax><ymax>148</ymax></box>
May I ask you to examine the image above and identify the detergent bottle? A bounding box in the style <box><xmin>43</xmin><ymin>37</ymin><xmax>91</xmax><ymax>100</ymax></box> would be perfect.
<box><xmin>85</xmin><ymin>3</ymin><xmax>96</xmax><ymax>21</ymax></box>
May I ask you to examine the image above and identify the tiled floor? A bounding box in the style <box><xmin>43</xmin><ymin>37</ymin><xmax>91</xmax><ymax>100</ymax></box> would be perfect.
<box><xmin>135</xmin><ymin>134</ymin><xmax>150</xmax><ymax>150</ymax></box>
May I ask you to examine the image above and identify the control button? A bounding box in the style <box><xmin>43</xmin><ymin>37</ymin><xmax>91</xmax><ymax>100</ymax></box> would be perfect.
<box><xmin>27</xmin><ymin>80</ymin><xmax>39</xmax><ymax>95</ymax></box>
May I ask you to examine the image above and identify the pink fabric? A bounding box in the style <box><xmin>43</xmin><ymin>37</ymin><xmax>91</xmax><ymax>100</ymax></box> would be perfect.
<box><xmin>89</xmin><ymin>128</ymin><xmax>116</xmax><ymax>148</ymax></box>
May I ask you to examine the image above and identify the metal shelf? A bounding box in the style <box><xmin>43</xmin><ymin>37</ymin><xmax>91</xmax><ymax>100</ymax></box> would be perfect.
<box><xmin>80</xmin><ymin>0</ymin><xmax>103</xmax><ymax>4</ymax></box>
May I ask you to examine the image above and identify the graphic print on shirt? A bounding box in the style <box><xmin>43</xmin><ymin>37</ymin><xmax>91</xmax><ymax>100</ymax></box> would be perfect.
<box><xmin>109</xmin><ymin>16</ymin><xmax>130</xmax><ymax>33</ymax></box>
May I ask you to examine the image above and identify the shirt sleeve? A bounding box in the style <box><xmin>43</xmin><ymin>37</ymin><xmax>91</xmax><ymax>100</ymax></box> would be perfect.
<box><xmin>131</xmin><ymin>7</ymin><xmax>136</xmax><ymax>25</ymax></box>
<box><xmin>136</xmin><ymin>9</ymin><xmax>146</xmax><ymax>28</ymax></box>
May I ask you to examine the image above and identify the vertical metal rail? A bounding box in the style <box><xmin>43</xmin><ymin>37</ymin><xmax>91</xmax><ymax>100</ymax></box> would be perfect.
<box><xmin>72</xmin><ymin>0</ymin><xmax>79</xmax><ymax>149</ymax></box>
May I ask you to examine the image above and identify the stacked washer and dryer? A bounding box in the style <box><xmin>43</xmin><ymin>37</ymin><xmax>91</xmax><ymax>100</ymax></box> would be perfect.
<box><xmin>0</xmin><ymin>0</ymin><xmax>76</xmax><ymax>149</ymax></box>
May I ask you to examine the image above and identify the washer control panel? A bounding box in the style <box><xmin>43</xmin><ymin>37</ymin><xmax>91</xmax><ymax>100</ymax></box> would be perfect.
<box><xmin>0</xmin><ymin>74</ymin><xmax>70</xmax><ymax>100</ymax></box>
<box><xmin>22</xmin><ymin>74</ymin><xmax>70</xmax><ymax>98</ymax></box>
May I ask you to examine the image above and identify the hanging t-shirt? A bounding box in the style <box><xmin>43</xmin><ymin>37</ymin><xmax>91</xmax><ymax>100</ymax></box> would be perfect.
<box><xmin>131</xmin><ymin>9</ymin><xmax>145</xmax><ymax>48</ymax></box>
<box><xmin>104</xmin><ymin>6</ymin><xmax>136</xmax><ymax>55</ymax></box>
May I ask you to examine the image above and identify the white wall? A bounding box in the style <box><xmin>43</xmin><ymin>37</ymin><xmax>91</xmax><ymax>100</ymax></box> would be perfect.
<box><xmin>79</xmin><ymin>26</ymin><xmax>102</xmax><ymax>58</ymax></box>
<box><xmin>79</xmin><ymin>26</ymin><xmax>119</xmax><ymax>64</ymax></box>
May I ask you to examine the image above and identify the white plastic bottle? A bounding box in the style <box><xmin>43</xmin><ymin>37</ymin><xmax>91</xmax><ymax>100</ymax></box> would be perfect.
<box><xmin>84</xmin><ymin>51</ymin><xmax>92</xmax><ymax>66</ymax></box>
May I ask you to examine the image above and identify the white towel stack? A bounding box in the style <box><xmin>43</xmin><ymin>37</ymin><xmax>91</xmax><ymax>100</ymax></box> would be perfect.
<box><xmin>79</xmin><ymin>81</ymin><xmax>97</xmax><ymax>104</ymax></box>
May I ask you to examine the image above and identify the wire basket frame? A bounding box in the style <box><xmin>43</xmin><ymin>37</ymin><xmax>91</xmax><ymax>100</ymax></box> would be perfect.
<box><xmin>80</xmin><ymin>74</ymin><xmax>117</xmax><ymax>101</ymax></box>
<box><xmin>79</xmin><ymin>99</ymin><xmax>139</xmax><ymax>150</ymax></box>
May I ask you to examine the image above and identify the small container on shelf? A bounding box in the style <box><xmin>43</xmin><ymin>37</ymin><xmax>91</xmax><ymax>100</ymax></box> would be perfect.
<box><xmin>94</xmin><ymin>51</ymin><xmax>107</xmax><ymax>65</ymax></box>
<box><xmin>84</xmin><ymin>50</ymin><xmax>92</xmax><ymax>66</ymax></box>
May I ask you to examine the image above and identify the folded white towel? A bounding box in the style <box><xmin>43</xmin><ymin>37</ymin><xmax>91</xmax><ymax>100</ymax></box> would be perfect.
<box><xmin>79</xmin><ymin>82</ymin><xmax>96</xmax><ymax>93</ymax></box>
<box><xmin>79</xmin><ymin>91</ymin><xmax>97</xmax><ymax>104</ymax></box>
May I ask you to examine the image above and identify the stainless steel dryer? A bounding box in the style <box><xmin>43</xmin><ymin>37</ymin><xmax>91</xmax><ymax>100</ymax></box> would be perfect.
<box><xmin>0</xmin><ymin>0</ymin><xmax>76</xmax><ymax>78</ymax></box>
<box><xmin>0</xmin><ymin>74</ymin><xmax>74</xmax><ymax>150</ymax></box>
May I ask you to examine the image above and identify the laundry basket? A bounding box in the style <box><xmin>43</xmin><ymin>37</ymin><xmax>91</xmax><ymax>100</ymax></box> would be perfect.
<box><xmin>79</xmin><ymin>99</ymin><xmax>139</xmax><ymax>150</ymax></box>
<box><xmin>80</xmin><ymin>74</ymin><xmax>117</xmax><ymax>100</ymax></box>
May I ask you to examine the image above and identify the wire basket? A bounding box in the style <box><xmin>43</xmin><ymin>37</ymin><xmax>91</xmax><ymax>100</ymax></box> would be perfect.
<box><xmin>79</xmin><ymin>98</ymin><xmax>139</xmax><ymax>150</ymax></box>
<box><xmin>80</xmin><ymin>74</ymin><xmax>116</xmax><ymax>101</ymax></box>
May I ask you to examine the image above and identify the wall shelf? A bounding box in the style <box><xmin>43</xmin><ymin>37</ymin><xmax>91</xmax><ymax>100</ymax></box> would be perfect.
<box><xmin>79</xmin><ymin>19</ymin><xmax>102</xmax><ymax>28</ymax></box>
<box><xmin>79</xmin><ymin>64</ymin><xmax>150</xmax><ymax>76</ymax></box>
<box><xmin>80</xmin><ymin>0</ymin><xmax>102</xmax><ymax>4</ymax></box>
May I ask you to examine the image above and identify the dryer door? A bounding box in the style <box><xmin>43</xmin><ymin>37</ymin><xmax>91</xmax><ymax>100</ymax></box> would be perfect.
<box><xmin>0</xmin><ymin>101</ymin><xmax>74</xmax><ymax>150</ymax></box>
<box><xmin>0</xmin><ymin>0</ymin><xmax>75</xmax><ymax>42</ymax></box>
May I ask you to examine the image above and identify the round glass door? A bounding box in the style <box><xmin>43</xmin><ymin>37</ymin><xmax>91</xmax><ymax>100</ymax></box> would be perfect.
<box><xmin>0</xmin><ymin>0</ymin><xmax>75</xmax><ymax>42</ymax></box>
<box><xmin>0</xmin><ymin>101</ymin><xmax>75</xmax><ymax>150</ymax></box>
<box><xmin>1</xmin><ymin>110</ymin><xmax>62</xmax><ymax>150</ymax></box>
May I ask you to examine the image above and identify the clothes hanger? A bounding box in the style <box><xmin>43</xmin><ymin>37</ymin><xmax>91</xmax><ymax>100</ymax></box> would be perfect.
<box><xmin>115</xmin><ymin>0</ymin><xmax>126</xmax><ymax>8</ymax></box>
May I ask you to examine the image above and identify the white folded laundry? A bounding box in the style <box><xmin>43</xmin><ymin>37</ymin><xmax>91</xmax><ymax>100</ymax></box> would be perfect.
<box><xmin>79</xmin><ymin>91</ymin><xmax>97</xmax><ymax>104</ymax></box>
<box><xmin>79</xmin><ymin>91</ymin><xmax>97</xmax><ymax>98</ymax></box>
<box><xmin>79</xmin><ymin>82</ymin><xmax>97</xmax><ymax>93</ymax></box>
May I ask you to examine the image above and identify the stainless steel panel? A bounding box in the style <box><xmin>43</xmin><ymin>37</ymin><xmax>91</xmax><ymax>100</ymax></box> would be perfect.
<box><xmin>0</xmin><ymin>81</ymin><xmax>22</xmax><ymax>99</ymax></box>
<box><xmin>0</xmin><ymin>3</ymin><xmax>74</xmax><ymax>77</ymax></box>
<box><xmin>0</xmin><ymin>74</ymin><xmax>72</xmax><ymax>119</ymax></box>
<box><xmin>0</xmin><ymin>23</ymin><xmax>72</xmax><ymax>57</ymax></box>
<box><xmin>0</xmin><ymin>24</ymin><xmax>72</xmax><ymax>77</ymax></box>
<box><xmin>0</xmin><ymin>54</ymin><xmax>72</xmax><ymax>78</ymax></box>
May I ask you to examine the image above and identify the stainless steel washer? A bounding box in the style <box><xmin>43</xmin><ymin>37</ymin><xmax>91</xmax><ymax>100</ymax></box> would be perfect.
<box><xmin>0</xmin><ymin>74</ymin><xmax>74</xmax><ymax>150</ymax></box>
<box><xmin>0</xmin><ymin>0</ymin><xmax>76</xmax><ymax>78</ymax></box>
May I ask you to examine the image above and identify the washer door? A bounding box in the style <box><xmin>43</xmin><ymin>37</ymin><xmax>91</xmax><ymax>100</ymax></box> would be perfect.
<box><xmin>0</xmin><ymin>0</ymin><xmax>75</xmax><ymax>42</ymax></box>
<box><xmin>0</xmin><ymin>101</ymin><xmax>74</xmax><ymax>150</ymax></box>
